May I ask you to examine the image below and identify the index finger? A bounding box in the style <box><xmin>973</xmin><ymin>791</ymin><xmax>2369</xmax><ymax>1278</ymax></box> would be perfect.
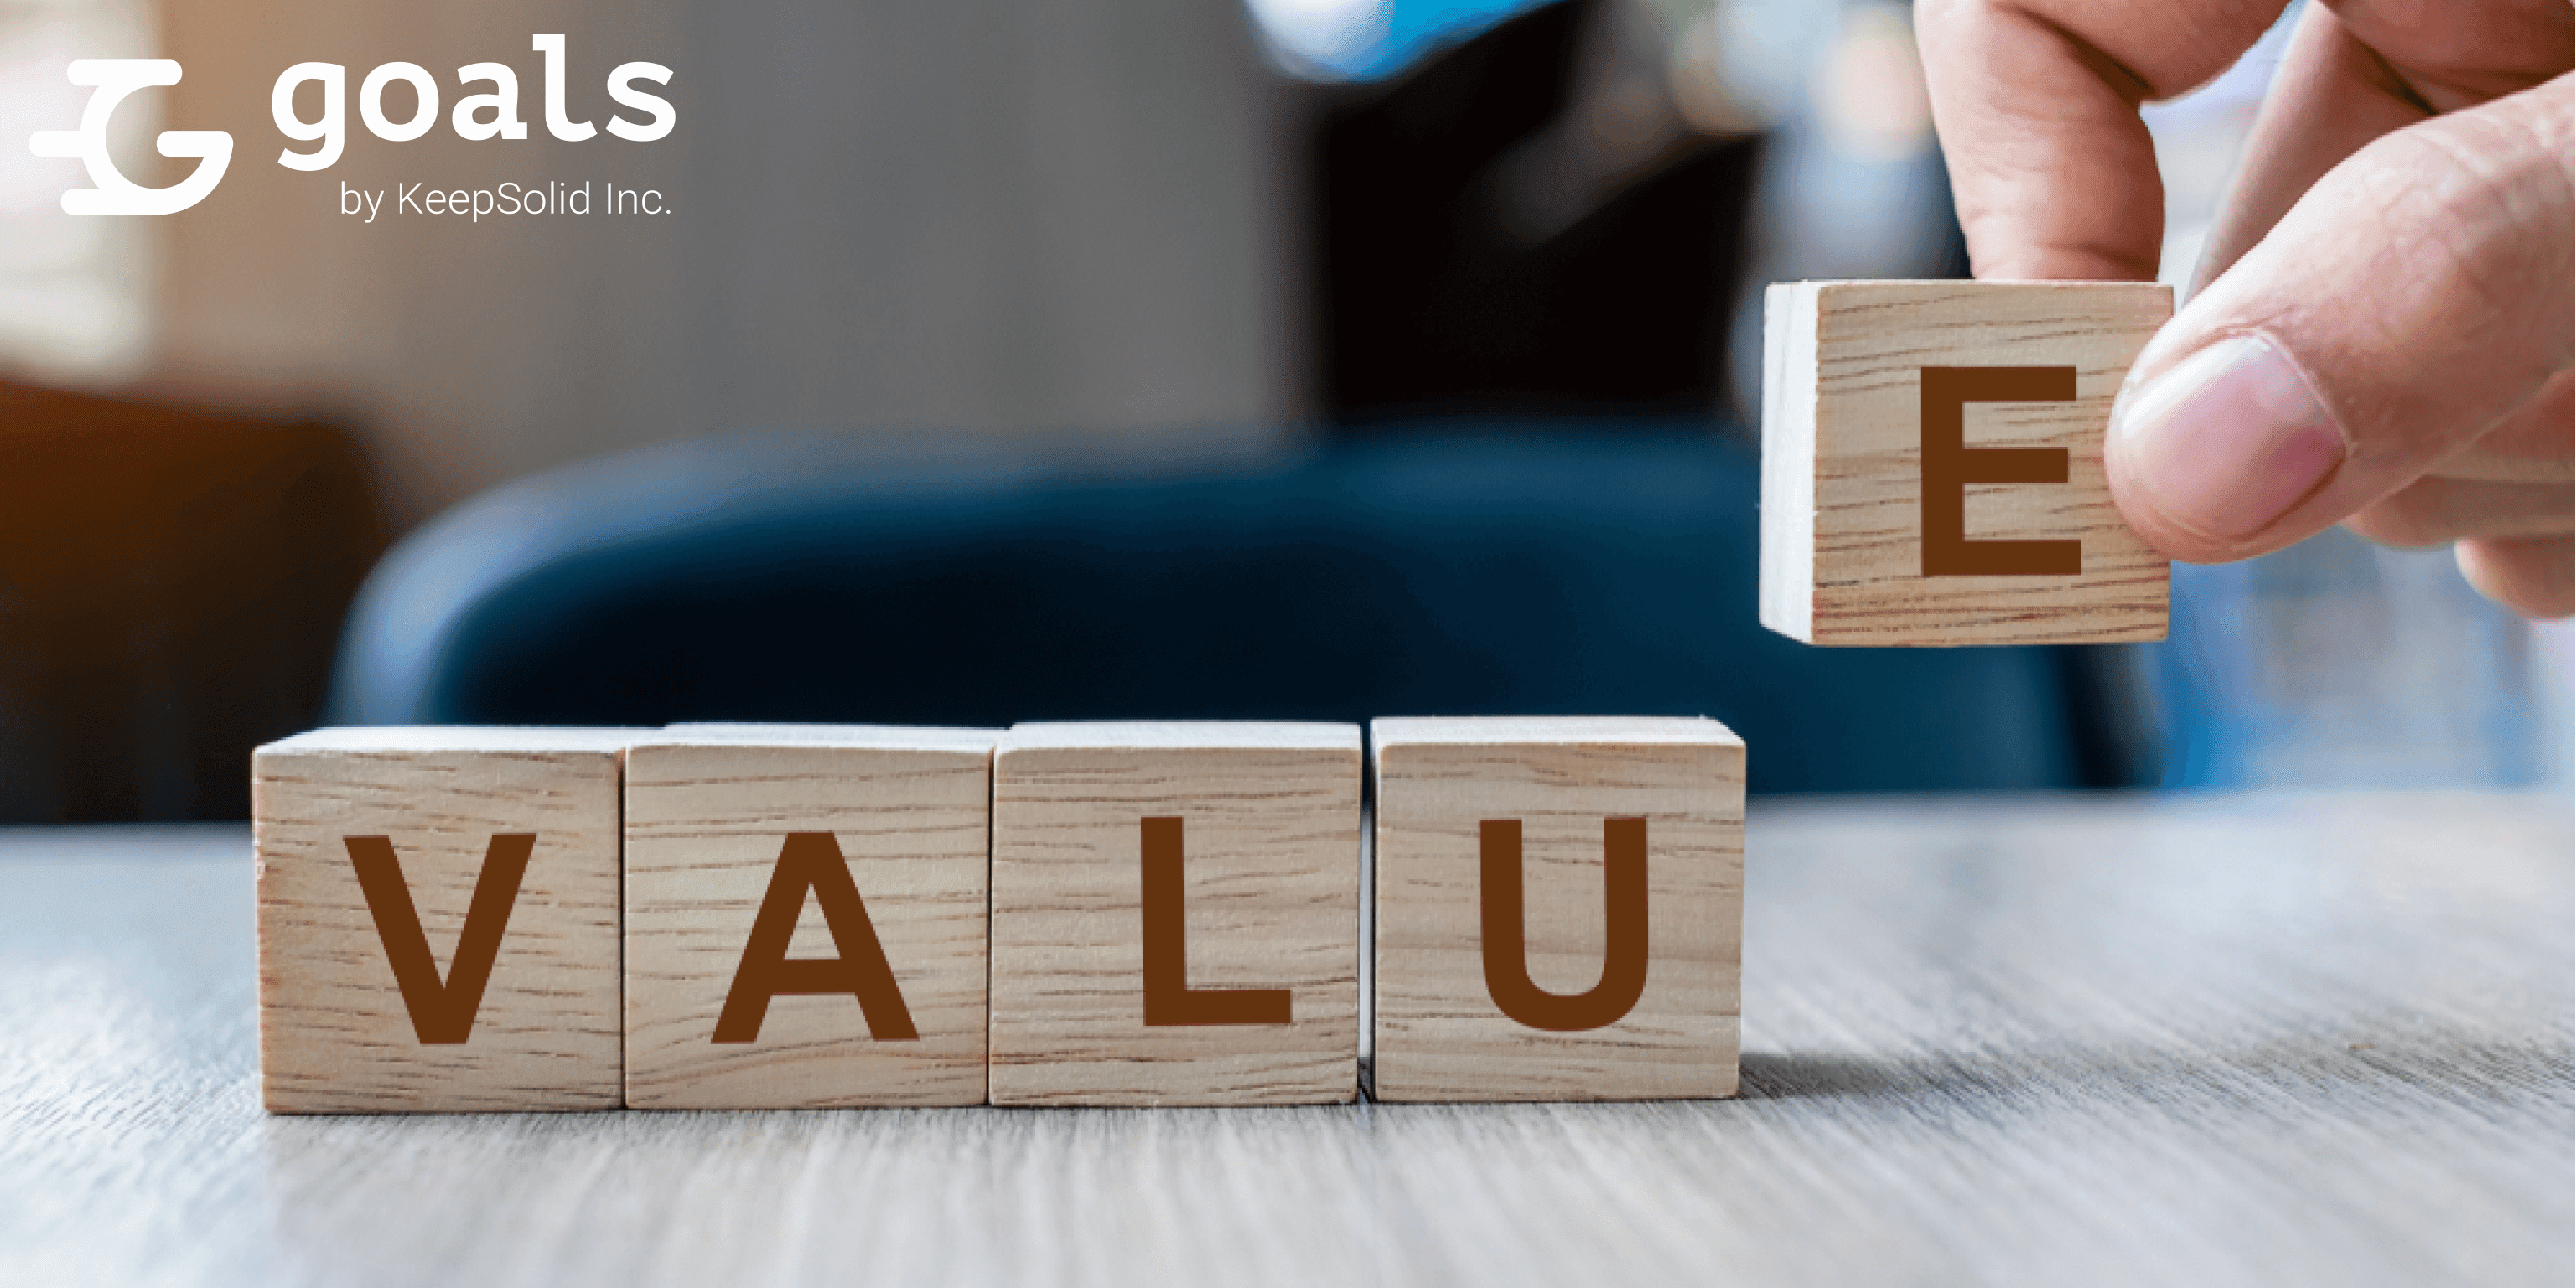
<box><xmin>1915</xmin><ymin>0</ymin><xmax>2288</xmax><ymax>281</ymax></box>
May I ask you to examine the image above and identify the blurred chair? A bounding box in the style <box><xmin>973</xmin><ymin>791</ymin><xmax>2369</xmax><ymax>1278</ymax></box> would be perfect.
<box><xmin>329</xmin><ymin>423</ymin><xmax>2155</xmax><ymax>794</ymax></box>
<box><xmin>0</xmin><ymin>381</ymin><xmax>386</xmax><ymax>820</ymax></box>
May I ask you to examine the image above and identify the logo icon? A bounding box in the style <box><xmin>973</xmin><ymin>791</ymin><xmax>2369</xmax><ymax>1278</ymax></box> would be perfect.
<box><xmin>28</xmin><ymin>59</ymin><xmax>232</xmax><ymax>215</ymax></box>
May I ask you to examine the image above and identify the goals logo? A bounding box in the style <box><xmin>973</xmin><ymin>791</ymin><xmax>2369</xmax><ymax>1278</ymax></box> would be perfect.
<box><xmin>26</xmin><ymin>35</ymin><xmax>671</xmax><ymax>215</ymax></box>
<box><xmin>29</xmin><ymin>60</ymin><xmax>229</xmax><ymax>215</ymax></box>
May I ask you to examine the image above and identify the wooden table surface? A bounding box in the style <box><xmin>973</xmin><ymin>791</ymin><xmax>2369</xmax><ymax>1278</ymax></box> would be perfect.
<box><xmin>2</xmin><ymin>793</ymin><xmax>2567</xmax><ymax>1287</ymax></box>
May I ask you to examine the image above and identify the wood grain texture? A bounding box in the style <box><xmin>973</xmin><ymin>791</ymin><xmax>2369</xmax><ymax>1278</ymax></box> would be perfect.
<box><xmin>1371</xmin><ymin>717</ymin><xmax>1744</xmax><ymax>1101</ymax></box>
<box><xmin>253</xmin><ymin>727</ymin><xmax>635</xmax><ymax>1113</ymax></box>
<box><xmin>1760</xmin><ymin>279</ymin><xmax>2173</xmax><ymax>646</ymax></box>
<box><xmin>988</xmin><ymin>722</ymin><xmax>1362</xmax><ymax>1106</ymax></box>
<box><xmin>1</xmin><ymin>794</ymin><xmax>2567</xmax><ymax>1286</ymax></box>
<box><xmin>623</xmin><ymin>726</ymin><xmax>998</xmax><ymax>1110</ymax></box>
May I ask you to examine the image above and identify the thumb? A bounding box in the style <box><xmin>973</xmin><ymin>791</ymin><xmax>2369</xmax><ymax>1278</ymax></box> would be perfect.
<box><xmin>2106</xmin><ymin>73</ymin><xmax>2573</xmax><ymax>563</ymax></box>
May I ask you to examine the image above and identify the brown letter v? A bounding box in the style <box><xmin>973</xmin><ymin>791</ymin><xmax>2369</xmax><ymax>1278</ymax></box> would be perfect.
<box><xmin>344</xmin><ymin>834</ymin><xmax>535</xmax><ymax>1045</ymax></box>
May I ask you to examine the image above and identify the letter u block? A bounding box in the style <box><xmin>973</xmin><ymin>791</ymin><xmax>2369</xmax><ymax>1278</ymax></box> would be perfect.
<box><xmin>988</xmin><ymin>722</ymin><xmax>1362</xmax><ymax>1106</ymax></box>
<box><xmin>1760</xmin><ymin>279</ymin><xmax>2172</xmax><ymax>646</ymax></box>
<box><xmin>1370</xmin><ymin>717</ymin><xmax>1744</xmax><ymax>1102</ymax></box>
<box><xmin>622</xmin><ymin>726</ymin><xmax>998</xmax><ymax>1109</ymax></box>
<box><xmin>254</xmin><ymin>727</ymin><xmax>632</xmax><ymax>1113</ymax></box>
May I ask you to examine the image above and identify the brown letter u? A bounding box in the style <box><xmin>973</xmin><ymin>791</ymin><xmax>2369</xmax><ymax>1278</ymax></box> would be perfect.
<box><xmin>1480</xmin><ymin>818</ymin><xmax>1648</xmax><ymax>1032</ymax></box>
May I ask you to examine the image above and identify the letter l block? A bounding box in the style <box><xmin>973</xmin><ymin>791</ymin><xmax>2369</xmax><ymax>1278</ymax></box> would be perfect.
<box><xmin>1760</xmin><ymin>278</ymin><xmax>2172</xmax><ymax>646</ymax></box>
<box><xmin>988</xmin><ymin>722</ymin><xmax>1361</xmax><ymax>1106</ymax></box>
<box><xmin>1370</xmin><ymin>717</ymin><xmax>1743</xmax><ymax>1102</ymax></box>
<box><xmin>254</xmin><ymin>727</ymin><xmax>633</xmax><ymax>1113</ymax></box>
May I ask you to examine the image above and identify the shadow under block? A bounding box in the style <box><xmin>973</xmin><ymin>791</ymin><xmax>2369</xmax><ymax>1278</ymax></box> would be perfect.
<box><xmin>254</xmin><ymin>727</ymin><xmax>633</xmax><ymax>1113</ymax></box>
<box><xmin>1370</xmin><ymin>717</ymin><xmax>1744</xmax><ymax>1102</ymax></box>
<box><xmin>987</xmin><ymin>722</ymin><xmax>1363</xmax><ymax>1106</ymax></box>
<box><xmin>622</xmin><ymin>726</ymin><xmax>998</xmax><ymax>1110</ymax></box>
<box><xmin>1760</xmin><ymin>279</ymin><xmax>2174</xmax><ymax>646</ymax></box>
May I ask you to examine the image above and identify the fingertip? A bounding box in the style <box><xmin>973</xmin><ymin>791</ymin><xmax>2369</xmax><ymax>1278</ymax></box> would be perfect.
<box><xmin>2104</xmin><ymin>446</ymin><xmax>2192</xmax><ymax>560</ymax></box>
<box><xmin>2457</xmin><ymin>537</ymin><xmax>2576</xmax><ymax>620</ymax></box>
<box><xmin>2104</xmin><ymin>428</ymin><xmax>2252</xmax><ymax>564</ymax></box>
<box><xmin>2103</xmin><ymin>333</ymin><xmax>2349</xmax><ymax>556</ymax></box>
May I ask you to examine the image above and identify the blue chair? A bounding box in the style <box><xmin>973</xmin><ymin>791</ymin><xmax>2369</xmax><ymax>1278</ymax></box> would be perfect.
<box><xmin>329</xmin><ymin>422</ymin><xmax>2155</xmax><ymax>794</ymax></box>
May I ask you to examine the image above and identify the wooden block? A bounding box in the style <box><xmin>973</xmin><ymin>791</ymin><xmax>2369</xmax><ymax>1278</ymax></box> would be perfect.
<box><xmin>987</xmin><ymin>722</ymin><xmax>1361</xmax><ymax>1106</ymax></box>
<box><xmin>1369</xmin><ymin>716</ymin><xmax>1744</xmax><ymax>1102</ymax></box>
<box><xmin>1760</xmin><ymin>279</ymin><xmax>2174</xmax><ymax>646</ymax></box>
<box><xmin>254</xmin><ymin>727</ymin><xmax>634</xmax><ymax>1113</ymax></box>
<box><xmin>622</xmin><ymin>724</ymin><xmax>998</xmax><ymax>1109</ymax></box>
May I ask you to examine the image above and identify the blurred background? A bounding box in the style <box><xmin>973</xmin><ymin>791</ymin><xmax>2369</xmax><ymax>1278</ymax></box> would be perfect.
<box><xmin>0</xmin><ymin>0</ymin><xmax>2564</xmax><ymax>821</ymax></box>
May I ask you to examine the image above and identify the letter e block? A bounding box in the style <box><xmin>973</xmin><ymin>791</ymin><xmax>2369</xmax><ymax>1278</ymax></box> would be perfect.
<box><xmin>254</xmin><ymin>727</ymin><xmax>633</xmax><ymax>1113</ymax></box>
<box><xmin>1371</xmin><ymin>717</ymin><xmax>1743</xmax><ymax>1102</ymax></box>
<box><xmin>1760</xmin><ymin>279</ymin><xmax>2173</xmax><ymax>645</ymax></box>
<box><xmin>622</xmin><ymin>725</ymin><xmax>997</xmax><ymax>1109</ymax></box>
<box><xmin>988</xmin><ymin>722</ymin><xmax>1361</xmax><ymax>1106</ymax></box>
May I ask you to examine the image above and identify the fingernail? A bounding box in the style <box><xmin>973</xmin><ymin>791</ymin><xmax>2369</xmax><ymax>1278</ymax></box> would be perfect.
<box><xmin>2112</xmin><ymin>334</ymin><xmax>2348</xmax><ymax>541</ymax></box>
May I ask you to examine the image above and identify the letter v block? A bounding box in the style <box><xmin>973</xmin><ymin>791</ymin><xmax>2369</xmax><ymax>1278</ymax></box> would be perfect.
<box><xmin>1760</xmin><ymin>279</ymin><xmax>2173</xmax><ymax>645</ymax></box>
<box><xmin>254</xmin><ymin>727</ymin><xmax>635</xmax><ymax>1112</ymax></box>
<box><xmin>1370</xmin><ymin>717</ymin><xmax>1744</xmax><ymax>1101</ymax></box>
<box><xmin>989</xmin><ymin>722</ymin><xmax>1361</xmax><ymax>1106</ymax></box>
<box><xmin>622</xmin><ymin>726</ymin><xmax>998</xmax><ymax>1108</ymax></box>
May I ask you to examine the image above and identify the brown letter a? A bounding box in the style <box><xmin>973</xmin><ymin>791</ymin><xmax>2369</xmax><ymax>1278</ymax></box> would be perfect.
<box><xmin>345</xmin><ymin>833</ymin><xmax>534</xmax><ymax>1045</ymax></box>
<box><xmin>1920</xmin><ymin>365</ymin><xmax>2082</xmax><ymax>576</ymax></box>
<box><xmin>714</xmin><ymin>832</ymin><xmax>920</xmax><ymax>1042</ymax></box>
<box><xmin>1480</xmin><ymin>818</ymin><xmax>1648</xmax><ymax>1032</ymax></box>
<box><xmin>1141</xmin><ymin>815</ymin><xmax>1291</xmax><ymax>1025</ymax></box>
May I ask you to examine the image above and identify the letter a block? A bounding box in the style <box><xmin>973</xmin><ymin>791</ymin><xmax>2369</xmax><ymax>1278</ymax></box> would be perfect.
<box><xmin>621</xmin><ymin>726</ymin><xmax>998</xmax><ymax>1109</ymax></box>
<box><xmin>1760</xmin><ymin>279</ymin><xmax>2173</xmax><ymax>646</ymax></box>
<box><xmin>254</xmin><ymin>727</ymin><xmax>632</xmax><ymax>1113</ymax></box>
<box><xmin>988</xmin><ymin>722</ymin><xmax>1361</xmax><ymax>1106</ymax></box>
<box><xmin>1370</xmin><ymin>717</ymin><xmax>1744</xmax><ymax>1102</ymax></box>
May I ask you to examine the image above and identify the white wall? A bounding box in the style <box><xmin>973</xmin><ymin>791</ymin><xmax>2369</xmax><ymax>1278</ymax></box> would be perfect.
<box><xmin>143</xmin><ymin>0</ymin><xmax>1296</xmax><ymax>524</ymax></box>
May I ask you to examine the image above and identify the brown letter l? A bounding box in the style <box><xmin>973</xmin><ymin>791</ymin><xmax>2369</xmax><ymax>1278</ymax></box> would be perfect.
<box><xmin>1481</xmin><ymin>818</ymin><xmax>1648</xmax><ymax>1032</ymax></box>
<box><xmin>1920</xmin><ymin>365</ymin><xmax>2082</xmax><ymax>576</ymax></box>
<box><xmin>345</xmin><ymin>833</ymin><xmax>533</xmax><ymax>1045</ymax></box>
<box><xmin>1141</xmin><ymin>816</ymin><xmax>1291</xmax><ymax>1026</ymax></box>
<box><xmin>713</xmin><ymin>832</ymin><xmax>920</xmax><ymax>1042</ymax></box>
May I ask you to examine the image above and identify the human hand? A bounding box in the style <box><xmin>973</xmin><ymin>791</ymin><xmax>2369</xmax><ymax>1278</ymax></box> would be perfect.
<box><xmin>1915</xmin><ymin>0</ymin><xmax>2573</xmax><ymax>617</ymax></box>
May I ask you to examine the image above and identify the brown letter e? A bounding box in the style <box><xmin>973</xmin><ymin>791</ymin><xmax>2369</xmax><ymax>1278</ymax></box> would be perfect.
<box><xmin>714</xmin><ymin>832</ymin><xmax>920</xmax><ymax>1043</ymax></box>
<box><xmin>1920</xmin><ymin>365</ymin><xmax>2081</xmax><ymax>576</ymax></box>
<box><xmin>1481</xmin><ymin>819</ymin><xmax>1648</xmax><ymax>1032</ymax></box>
<box><xmin>345</xmin><ymin>833</ymin><xmax>533</xmax><ymax>1044</ymax></box>
<box><xmin>1140</xmin><ymin>816</ymin><xmax>1291</xmax><ymax>1026</ymax></box>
